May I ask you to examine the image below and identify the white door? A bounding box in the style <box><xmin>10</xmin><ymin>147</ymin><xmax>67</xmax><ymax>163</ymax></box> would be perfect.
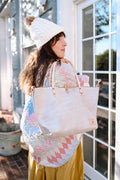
<box><xmin>77</xmin><ymin>0</ymin><xmax>117</xmax><ymax>179</ymax></box>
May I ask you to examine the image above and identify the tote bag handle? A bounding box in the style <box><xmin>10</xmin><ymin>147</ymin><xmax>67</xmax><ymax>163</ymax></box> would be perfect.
<box><xmin>49</xmin><ymin>60</ymin><xmax>83</xmax><ymax>95</ymax></box>
<box><xmin>31</xmin><ymin>60</ymin><xmax>83</xmax><ymax>94</ymax></box>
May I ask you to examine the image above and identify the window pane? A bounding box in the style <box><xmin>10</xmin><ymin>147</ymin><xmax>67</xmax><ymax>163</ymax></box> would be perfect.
<box><xmin>111</xmin><ymin>0</ymin><xmax>117</xmax><ymax>32</ymax></box>
<box><xmin>110</xmin><ymin>112</ymin><xmax>116</xmax><ymax>147</ymax></box>
<box><xmin>83</xmin><ymin>135</ymin><xmax>93</xmax><ymax>166</ymax></box>
<box><xmin>111</xmin><ymin>34</ymin><xmax>117</xmax><ymax>71</ymax></box>
<box><xmin>111</xmin><ymin>74</ymin><xmax>116</xmax><ymax>109</ymax></box>
<box><xmin>95</xmin><ymin>36</ymin><xmax>109</xmax><ymax>71</ymax></box>
<box><xmin>82</xmin><ymin>5</ymin><xmax>93</xmax><ymax>38</ymax></box>
<box><xmin>83</xmin><ymin>40</ymin><xmax>93</xmax><ymax>70</ymax></box>
<box><xmin>95</xmin><ymin>74</ymin><xmax>109</xmax><ymax>108</ymax></box>
<box><xmin>110</xmin><ymin>149</ymin><xmax>115</xmax><ymax>180</ymax></box>
<box><xmin>96</xmin><ymin>109</ymin><xmax>108</xmax><ymax>143</ymax></box>
<box><xmin>95</xmin><ymin>142</ymin><xmax>108</xmax><ymax>178</ymax></box>
<box><xmin>95</xmin><ymin>0</ymin><xmax>109</xmax><ymax>35</ymax></box>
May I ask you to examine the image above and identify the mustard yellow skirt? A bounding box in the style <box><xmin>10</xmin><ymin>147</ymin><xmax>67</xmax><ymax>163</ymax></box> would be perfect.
<box><xmin>28</xmin><ymin>142</ymin><xmax>84</xmax><ymax>180</ymax></box>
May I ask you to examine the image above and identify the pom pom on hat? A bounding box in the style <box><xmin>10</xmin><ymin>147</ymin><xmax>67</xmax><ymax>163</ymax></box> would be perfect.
<box><xmin>25</xmin><ymin>16</ymin><xmax>35</xmax><ymax>27</ymax></box>
<box><xmin>25</xmin><ymin>16</ymin><xmax>64</xmax><ymax>49</ymax></box>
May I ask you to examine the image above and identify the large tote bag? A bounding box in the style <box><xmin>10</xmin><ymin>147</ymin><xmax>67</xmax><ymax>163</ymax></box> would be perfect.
<box><xmin>32</xmin><ymin>61</ymin><xmax>99</xmax><ymax>137</ymax></box>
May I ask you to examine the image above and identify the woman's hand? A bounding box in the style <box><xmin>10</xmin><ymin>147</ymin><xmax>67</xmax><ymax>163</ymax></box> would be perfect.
<box><xmin>57</xmin><ymin>58</ymin><xmax>69</xmax><ymax>63</ymax></box>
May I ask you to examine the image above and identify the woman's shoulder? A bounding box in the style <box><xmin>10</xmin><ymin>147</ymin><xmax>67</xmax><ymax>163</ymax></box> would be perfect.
<box><xmin>57</xmin><ymin>63</ymin><xmax>90</xmax><ymax>87</ymax></box>
<box><xmin>56</xmin><ymin>62</ymin><xmax>74</xmax><ymax>75</ymax></box>
<box><xmin>56</xmin><ymin>63</ymin><xmax>89</xmax><ymax>86</ymax></box>
<box><xmin>43</xmin><ymin>62</ymin><xmax>76</xmax><ymax>87</ymax></box>
<box><xmin>44</xmin><ymin>61</ymin><xmax>89</xmax><ymax>87</ymax></box>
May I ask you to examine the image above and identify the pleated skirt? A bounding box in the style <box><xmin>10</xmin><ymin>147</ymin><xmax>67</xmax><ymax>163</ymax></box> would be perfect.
<box><xmin>28</xmin><ymin>142</ymin><xmax>84</xmax><ymax>180</ymax></box>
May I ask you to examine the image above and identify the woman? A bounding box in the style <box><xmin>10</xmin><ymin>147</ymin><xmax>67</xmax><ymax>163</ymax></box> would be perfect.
<box><xmin>19</xmin><ymin>16</ymin><xmax>88</xmax><ymax>180</ymax></box>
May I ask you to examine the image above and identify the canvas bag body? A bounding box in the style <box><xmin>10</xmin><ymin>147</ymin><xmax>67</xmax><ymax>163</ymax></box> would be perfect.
<box><xmin>32</xmin><ymin>61</ymin><xmax>99</xmax><ymax>137</ymax></box>
<box><xmin>21</xmin><ymin>62</ymin><xmax>93</xmax><ymax>167</ymax></box>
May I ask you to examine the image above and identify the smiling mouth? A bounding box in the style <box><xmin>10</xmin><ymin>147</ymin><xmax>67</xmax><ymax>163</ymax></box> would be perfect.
<box><xmin>61</xmin><ymin>49</ymin><xmax>65</xmax><ymax>51</ymax></box>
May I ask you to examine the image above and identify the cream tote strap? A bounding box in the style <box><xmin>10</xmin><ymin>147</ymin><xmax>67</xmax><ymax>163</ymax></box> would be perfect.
<box><xmin>31</xmin><ymin>60</ymin><xmax>83</xmax><ymax>94</ymax></box>
<box><xmin>49</xmin><ymin>60</ymin><xmax>83</xmax><ymax>95</ymax></box>
<box><xmin>49</xmin><ymin>62</ymin><xmax>55</xmax><ymax>87</ymax></box>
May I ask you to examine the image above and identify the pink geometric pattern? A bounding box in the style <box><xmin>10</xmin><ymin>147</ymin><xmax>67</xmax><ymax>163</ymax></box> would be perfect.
<box><xmin>21</xmin><ymin>62</ymin><xmax>89</xmax><ymax>167</ymax></box>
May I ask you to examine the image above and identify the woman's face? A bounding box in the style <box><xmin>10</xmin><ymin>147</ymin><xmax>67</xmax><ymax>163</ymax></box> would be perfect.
<box><xmin>51</xmin><ymin>35</ymin><xmax>67</xmax><ymax>58</ymax></box>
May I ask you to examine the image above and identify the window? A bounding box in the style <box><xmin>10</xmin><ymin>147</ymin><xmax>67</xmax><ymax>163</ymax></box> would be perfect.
<box><xmin>78</xmin><ymin>0</ymin><xmax>117</xmax><ymax>179</ymax></box>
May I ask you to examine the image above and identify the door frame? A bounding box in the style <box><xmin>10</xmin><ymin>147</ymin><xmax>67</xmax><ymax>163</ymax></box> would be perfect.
<box><xmin>76</xmin><ymin>0</ymin><xmax>118</xmax><ymax>179</ymax></box>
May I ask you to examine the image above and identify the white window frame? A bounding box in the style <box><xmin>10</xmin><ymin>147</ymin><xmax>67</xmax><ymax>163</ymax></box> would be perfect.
<box><xmin>73</xmin><ymin>0</ymin><xmax>119</xmax><ymax>179</ymax></box>
<box><xmin>115</xmin><ymin>0</ymin><xmax>120</xmax><ymax>179</ymax></box>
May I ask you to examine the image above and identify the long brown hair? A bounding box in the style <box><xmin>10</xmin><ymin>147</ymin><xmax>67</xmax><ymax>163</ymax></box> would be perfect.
<box><xmin>19</xmin><ymin>32</ymin><xmax>65</xmax><ymax>95</ymax></box>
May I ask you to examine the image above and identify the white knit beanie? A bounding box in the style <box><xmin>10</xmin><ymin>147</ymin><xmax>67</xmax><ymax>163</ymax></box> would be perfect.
<box><xmin>29</xmin><ymin>17</ymin><xmax>64</xmax><ymax>49</ymax></box>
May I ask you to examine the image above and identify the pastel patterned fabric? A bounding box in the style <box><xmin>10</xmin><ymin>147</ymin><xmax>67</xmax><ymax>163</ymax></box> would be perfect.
<box><xmin>20</xmin><ymin>62</ymin><xmax>89</xmax><ymax>167</ymax></box>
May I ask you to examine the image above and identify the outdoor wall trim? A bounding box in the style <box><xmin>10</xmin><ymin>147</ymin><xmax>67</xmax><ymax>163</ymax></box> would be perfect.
<box><xmin>19</xmin><ymin>0</ymin><xmax>24</xmax><ymax>108</ymax></box>
<box><xmin>73</xmin><ymin>0</ymin><xmax>86</xmax><ymax>5</ymax></box>
<box><xmin>0</xmin><ymin>0</ymin><xmax>10</xmax><ymax>17</ymax></box>
<box><xmin>73</xmin><ymin>0</ymin><xmax>98</xmax><ymax>5</ymax></box>
<box><xmin>11</xmin><ymin>0</ymin><xmax>22</xmax><ymax>110</ymax></box>
<box><xmin>39</xmin><ymin>7</ymin><xmax>52</xmax><ymax>17</ymax></box>
<box><xmin>84</xmin><ymin>162</ymin><xmax>107</xmax><ymax>180</ymax></box>
<box><xmin>0</xmin><ymin>0</ymin><xmax>8</xmax><ymax>13</ymax></box>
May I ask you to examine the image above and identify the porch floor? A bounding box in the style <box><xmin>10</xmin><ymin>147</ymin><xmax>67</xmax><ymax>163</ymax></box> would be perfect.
<box><xmin>0</xmin><ymin>148</ymin><xmax>28</xmax><ymax>180</ymax></box>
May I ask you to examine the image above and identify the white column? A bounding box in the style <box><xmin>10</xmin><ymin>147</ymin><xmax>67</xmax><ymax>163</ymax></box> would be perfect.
<box><xmin>0</xmin><ymin>17</ymin><xmax>13</xmax><ymax>111</ymax></box>
<box><xmin>0</xmin><ymin>17</ymin><xmax>7</xmax><ymax>109</ymax></box>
